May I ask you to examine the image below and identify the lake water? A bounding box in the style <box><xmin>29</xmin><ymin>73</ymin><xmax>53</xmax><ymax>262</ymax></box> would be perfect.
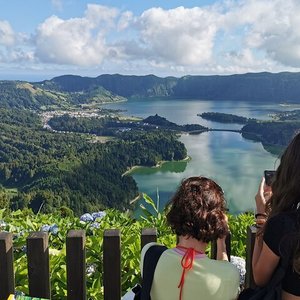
<box><xmin>103</xmin><ymin>98</ymin><xmax>299</xmax><ymax>215</ymax></box>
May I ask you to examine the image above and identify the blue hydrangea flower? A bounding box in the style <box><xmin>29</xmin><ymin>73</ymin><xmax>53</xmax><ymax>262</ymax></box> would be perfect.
<box><xmin>92</xmin><ymin>211</ymin><xmax>106</xmax><ymax>220</ymax></box>
<box><xmin>80</xmin><ymin>213</ymin><xmax>94</xmax><ymax>222</ymax></box>
<box><xmin>90</xmin><ymin>222</ymin><xmax>100</xmax><ymax>229</ymax></box>
<box><xmin>21</xmin><ymin>245</ymin><xmax>27</xmax><ymax>253</ymax></box>
<box><xmin>50</xmin><ymin>224</ymin><xmax>59</xmax><ymax>235</ymax></box>
<box><xmin>40</xmin><ymin>224</ymin><xmax>51</xmax><ymax>232</ymax></box>
<box><xmin>230</xmin><ymin>255</ymin><xmax>246</xmax><ymax>287</ymax></box>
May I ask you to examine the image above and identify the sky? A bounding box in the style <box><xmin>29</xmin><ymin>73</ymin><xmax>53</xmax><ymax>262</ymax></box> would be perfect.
<box><xmin>1</xmin><ymin>0</ymin><xmax>300</xmax><ymax>81</ymax></box>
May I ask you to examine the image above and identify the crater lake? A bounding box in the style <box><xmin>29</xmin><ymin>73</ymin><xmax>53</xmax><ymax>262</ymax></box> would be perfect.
<box><xmin>103</xmin><ymin>98</ymin><xmax>300</xmax><ymax>215</ymax></box>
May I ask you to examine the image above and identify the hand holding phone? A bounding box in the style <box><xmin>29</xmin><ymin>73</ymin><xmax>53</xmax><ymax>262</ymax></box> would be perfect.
<box><xmin>264</xmin><ymin>170</ymin><xmax>276</xmax><ymax>186</ymax></box>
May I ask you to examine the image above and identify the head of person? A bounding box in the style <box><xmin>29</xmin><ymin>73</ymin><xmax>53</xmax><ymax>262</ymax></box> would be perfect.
<box><xmin>269</xmin><ymin>132</ymin><xmax>300</xmax><ymax>215</ymax></box>
<box><xmin>166</xmin><ymin>176</ymin><xmax>228</xmax><ymax>243</ymax></box>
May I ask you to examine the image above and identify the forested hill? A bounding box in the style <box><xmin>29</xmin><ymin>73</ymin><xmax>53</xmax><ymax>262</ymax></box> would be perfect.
<box><xmin>42</xmin><ymin>74</ymin><xmax>178</xmax><ymax>97</ymax></box>
<box><xmin>41</xmin><ymin>72</ymin><xmax>300</xmax><ymax>102</ymax></box>
<box><xmin>0</xmin><ymin>108</ymin><xmax>187</xmax><ymax>215</ymax></box>
<box><xmin>1</xmin><ymin>72</ymin><xmax>300</xmax><ymax>109</ymax></box>
<box><xmin>0</xmin><ymin>80</ymin><xmax>125</xmax><ymax>109</ymax></box>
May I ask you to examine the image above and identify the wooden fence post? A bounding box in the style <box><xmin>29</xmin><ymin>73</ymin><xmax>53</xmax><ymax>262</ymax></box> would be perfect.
<box><xmin>27</xmin><ymin>232</ymin><xmax>50</xmax><ymax>299</ymax></box>
<box><xmin>0</xmin><ymin>232</ymin><xmax>14</xmax><ymax>300</ymax></box>
<box><xmin>211</xmin><ymin>232</ymin><xmax>231</xmax><ymax>261</ymax></box>
<box><xmin>245</xmin><ymin>226</ymin><xmax>257</xmax><ymax>289</ymax></box>
<box><xmin>67</xmin><ymin>230</ymin><xmax>86</xmax><ymax>300</ymax></box>
<box><xmin>141</xmin><ymin>228</ymin><xmax>157</xmax><ymax>249</ymax></box>
<box><xmin>103</xmin><ymin>229</ymin><xmax>121</xmax><ymax>300</ymax></box>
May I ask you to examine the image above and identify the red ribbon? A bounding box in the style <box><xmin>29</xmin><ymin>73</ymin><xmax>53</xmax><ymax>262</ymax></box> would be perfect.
<box><xmin>176</xmin><ymin>246</ymin><xmax>203</xmax><ymax>300</ymax></box>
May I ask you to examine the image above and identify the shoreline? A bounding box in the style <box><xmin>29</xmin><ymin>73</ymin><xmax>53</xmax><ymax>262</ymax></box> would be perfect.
<box><xmin>122</xmin><ymin>155</ymin><xmax>191</xmax><ymax>176</ymax></box>
<box><xmin>100</xmin><ymin>98</ymin><xmax>128</xmax><ymax>105</ymax></box>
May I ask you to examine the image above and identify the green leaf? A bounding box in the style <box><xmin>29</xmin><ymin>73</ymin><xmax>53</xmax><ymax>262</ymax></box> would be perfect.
<box><xmin>142</xmin><ymin>193</ymin><xmax>158</xmax><ymax>214</ymax></box>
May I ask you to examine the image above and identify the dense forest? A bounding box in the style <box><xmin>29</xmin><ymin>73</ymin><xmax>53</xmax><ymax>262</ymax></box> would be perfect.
<box><xmin>199</xmin><ymin>112</ymin><xmax>255</xmax><ymax>124</ymax></box>
<box><xmin>241</xmin><ymin>120</ymin><xmax>300</xmax><ymax>150</ymax></box>
<box><xmin>0</xmin><ymin>109</ymin><xmax>187</xmax><ymax>215</ymax></box>
<box><xmin>143</xmin><ymin>114</ymin><xmax>208</xmax><ymax>132</ymax></box>
<box><xmin>240</xmin><ymin>110</ymin><xmax>300</xmax><ymax>150</ymax></box>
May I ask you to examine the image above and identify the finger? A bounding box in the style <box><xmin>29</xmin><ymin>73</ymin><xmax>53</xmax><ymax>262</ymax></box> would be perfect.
<box><xmin>259</xmin><ymin>177</ymin><xmax>265</xmax><ymax>195</ymax></box>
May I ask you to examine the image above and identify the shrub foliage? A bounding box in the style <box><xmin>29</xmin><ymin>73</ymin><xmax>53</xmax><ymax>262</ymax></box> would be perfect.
<box><xmin>0</xmin><ymin>196</ymin><xmax>254</xmax><ymax>299</ymax></box>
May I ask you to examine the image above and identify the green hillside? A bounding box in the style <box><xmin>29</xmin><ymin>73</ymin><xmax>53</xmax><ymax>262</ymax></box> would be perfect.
<box><xmin>43</xmin><ymin>72</ymin><xmax>300</xmax><ymax>102</ymax></box>
<box><xmin>2</xmin><ymin>72</ymin><xmax>300</xmax><ymax>109</ymax></box>
<box><xmin>0</xmin><ymin>80</ymin><xmax>125</xmax><ymax>109</ymax></box>
<box><xmin>0</xmin><ymin>108</ymin><xmax>187</xmax><ymax>215</ymax></box>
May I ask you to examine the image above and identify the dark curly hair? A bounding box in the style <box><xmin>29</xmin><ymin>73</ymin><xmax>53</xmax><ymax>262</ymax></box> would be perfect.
<box><xmin>166</xmin><ymin>176</ymin><xmax>228</xmax><ymax>243</ymax></box>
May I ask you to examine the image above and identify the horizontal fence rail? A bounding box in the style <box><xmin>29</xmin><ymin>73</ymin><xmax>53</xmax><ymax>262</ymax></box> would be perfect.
<box><xmin>0</xmin><ymin>227</ymin><xmax>257</xmax><ymax>300</ymax></box>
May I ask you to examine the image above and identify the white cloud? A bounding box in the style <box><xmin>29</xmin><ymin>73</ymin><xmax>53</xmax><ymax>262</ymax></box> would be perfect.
<box><xmin>222</xmin><ymin>0</ymin><xmax>300</xmax><ymax>68</ymax></box>
<box><xmin>133</xmin><ymin>6</ymin><xmax>220</xmax><ymax>65</ymax></box>
<box><xmin>0</xmin><ymin>20</ymin><xmax>16</xmax><ymax>47</ymax></box>
<box><xmin>0</xmin><ymin>20</ymin><xmax>34</xmax><ymax>64</ymax></box>
<box><xmin>117</xmin><ymin>11</ymin><xmax>133</xmax><ymax>31</ymax></box>
<box><xmin>10</xmin><ymin>49</ymin><xmax>35</xmax><ymax>63</ymax></box>
<box><xmin>115</xmin><ymin>0</ymin><xmax>300</xmax><ymax>73</ymax></box>
<box><xmin>34</xmin><ymin>5</ymin><xmax>119</xmax><ymax>66</ymax></box>
<box><xmin>3</xmin><ymin>1</ymin><xmax>300</xmax><ymax>77</ymax></box>
<box><xmin>220</xmin><ymin>48</ymin><xmax>276</xmax><ymax>73</ymax></box>
<box><xmin>85</xmin><ymin>4</ymin><xmax>118</xmax><ymax>27</ymax></box>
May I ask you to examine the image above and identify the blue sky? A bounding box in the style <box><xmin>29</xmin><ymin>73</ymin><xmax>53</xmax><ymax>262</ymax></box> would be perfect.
<box><xmin>1</xmin><ymin>0</ymin><xmax>300</xmax><ymax>81</ymax></box>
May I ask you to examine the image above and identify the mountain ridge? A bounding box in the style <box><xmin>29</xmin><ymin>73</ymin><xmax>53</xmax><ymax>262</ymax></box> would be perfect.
<box><xmin>39</xmin><ymin>71</ymin><xmax>300</xmax><ymax>101</ymax></box>
<box><xmin>2</xmin><ymin>72</ymin><xmax>300</xmax><ymax>109</ymax></box>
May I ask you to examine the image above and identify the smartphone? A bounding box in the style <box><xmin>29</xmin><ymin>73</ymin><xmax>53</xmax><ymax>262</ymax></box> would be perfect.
<box><xmin>264</xmin><ymin>170</ymin><xmax>276</xmax><ymax>186</ymax></box>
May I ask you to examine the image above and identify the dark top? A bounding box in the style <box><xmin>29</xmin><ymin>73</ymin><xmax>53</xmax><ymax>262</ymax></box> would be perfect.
<box><xmin>264</xmin><ymin>211</ymin><xmax>300</xmax><ymax>295</ymax></box>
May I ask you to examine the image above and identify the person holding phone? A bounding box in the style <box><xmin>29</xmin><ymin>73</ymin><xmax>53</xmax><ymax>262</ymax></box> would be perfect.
<box><xmin>251</xmin><ymin>133</ymin><xmax>300</xmax><ymax>299</ymax></box>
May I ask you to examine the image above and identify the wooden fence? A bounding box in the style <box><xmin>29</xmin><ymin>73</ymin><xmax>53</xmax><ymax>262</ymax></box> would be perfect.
<box><xmin>0</xmin><ymin>226</ymin><xmax>257</xmax><ymax>300</ymax></box>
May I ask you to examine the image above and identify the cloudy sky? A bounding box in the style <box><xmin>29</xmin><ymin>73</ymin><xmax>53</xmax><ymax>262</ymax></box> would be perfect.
<box><xmin>1</xmin><ymin>0</ymin><xmax>300</xmax><ymax>81</ymax></box>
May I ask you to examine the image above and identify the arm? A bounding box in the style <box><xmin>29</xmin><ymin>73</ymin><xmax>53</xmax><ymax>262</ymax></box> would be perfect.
<box><xmin>217</xmin><ymin>213</ymin><xmax>229</xmax><ymax>261</ymax></box>
<box><xmin>252</xmin><ymin>236</ymin><xmax>280</xmax><ymax>286</ymax></box>
<box><xmin>217</xmin><ymin>237</ymin><xmax>228</xmax><ymax>261</ymax></box>
<box><xmin>252</xmin><ymin>177</ymin><xmax>280</xmax><ymax>286</ymax></box>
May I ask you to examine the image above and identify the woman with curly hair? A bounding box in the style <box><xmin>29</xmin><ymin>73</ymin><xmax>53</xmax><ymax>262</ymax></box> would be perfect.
<box><xmin>251</xmin><ymin>132</ymin><xmax>300</xmax><ymax>299</ymax></box>
<box><xmin>140</xmin><ymin>176</ymin><xmax>239</xmax><ymax>300</ymax></box>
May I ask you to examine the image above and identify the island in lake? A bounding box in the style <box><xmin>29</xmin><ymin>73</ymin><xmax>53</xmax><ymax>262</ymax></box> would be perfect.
<box><xmin>198</xmin><ymin>112</ymin><xmax>256</xmax><ymax>124</ymax></box>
